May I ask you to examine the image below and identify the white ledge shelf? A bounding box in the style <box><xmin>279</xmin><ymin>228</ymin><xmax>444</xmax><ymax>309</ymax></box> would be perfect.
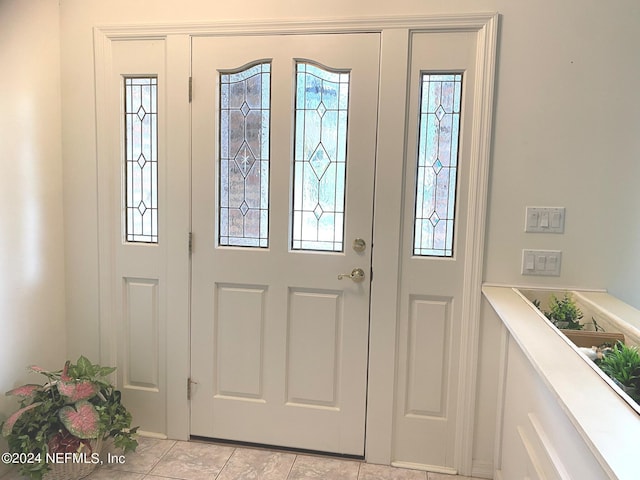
<box><xmin>483</xmin><ymin>285</ymin><xmax>640</xmax><ymax>480</ymax></box>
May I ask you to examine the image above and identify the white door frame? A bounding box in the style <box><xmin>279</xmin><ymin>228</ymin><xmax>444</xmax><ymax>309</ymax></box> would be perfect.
<box><xmin>94</xmin><ymin>13</ymin><xmax>497</xmax><ymax>474</ymax></box>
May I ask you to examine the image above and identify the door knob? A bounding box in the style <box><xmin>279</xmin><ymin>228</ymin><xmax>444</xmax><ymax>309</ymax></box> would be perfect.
<box><xmin>337</xmin><ymin>268</ymin><xmax>365</xmax><ymax>282</ymax></box>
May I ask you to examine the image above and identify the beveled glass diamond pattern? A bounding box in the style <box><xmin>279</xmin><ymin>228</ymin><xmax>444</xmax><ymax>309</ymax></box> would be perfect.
<box><xmin>234</xmin><ymin>143</ymin><xmax>256</xmax><ymax>178</ymax></box>
<box><xmin>435</xmin><ymin>105</ymin><xmax>446</xmax><ymax>122</ymax></box>
<box><xmin>240</xmin><ymin>101</ymin><xmax>250</xmax><ymax>117</ymax></box>
<box><xmin>313</xmin><ymin>203</ymin><xmax>324</xmax><ymax>220</ymax></box>
<box><xmin>137</xmin><ymin>154</ymin><xmax>147</xmax><ymax>169</ymax></box>
<box><xmin>137</xmin><ymin>201</ymin><xmax>147</xmax><ymax>216</ymax></box>
<box><xmin>433</xmin><ymin>158</ymin><xmax>443</xmax><ymax>174</ymax></box>
<box><xmin>136</xmin><ymin>106</ymin><xmax>147</xmax><ymax>121</ymax></box>
<box><xmin>429</xmin><ymin>211</ymin><xmax>440</xmax><ymax>227</ymax></box>
<box><xmin>239</xmin><ymin>201</ymin><xmax>249</xmax><ymax>216</ymax></box>
<box><xmin>316</xmin><ymin>102</ymin><xmax>327</xmax><ymax>118</ymax></box>
<box><xmin>309</xmin><ymin>144</ymin><xmax>331</xmax><ymax>180</ymax></box>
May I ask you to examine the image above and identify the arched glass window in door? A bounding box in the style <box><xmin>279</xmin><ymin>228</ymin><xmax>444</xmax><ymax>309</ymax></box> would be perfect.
<box><xmin>292</xmin><ymin>61</ymin><xmax>350</xmax><ymax>252</ymax></box>
<box><xmin>219</xmin><ymin>61</ymin><xmax>271</xmax><ymax>248</ymax></box>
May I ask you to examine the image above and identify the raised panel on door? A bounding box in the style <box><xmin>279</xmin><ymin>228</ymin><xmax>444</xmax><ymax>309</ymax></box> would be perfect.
<box><xmin>190</xmin><ymin>33</ymin><xmax>380</xmax><ymax>455</ymax></box>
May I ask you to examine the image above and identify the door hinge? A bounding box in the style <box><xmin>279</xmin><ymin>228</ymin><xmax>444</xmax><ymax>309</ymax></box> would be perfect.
<box><xmin>188</xmin><ymin>76</ymin><xmax>193</xmax><ymax>103</ymax></box>
<box><xmin>187</xmin><ymin>377</ymin><xmax>198</xmax><ymax>400</ymax></box>
<box><xmin>188</xmin><ymin>232</ymin><xmax>193</xmax><ymax>255</ymax></box>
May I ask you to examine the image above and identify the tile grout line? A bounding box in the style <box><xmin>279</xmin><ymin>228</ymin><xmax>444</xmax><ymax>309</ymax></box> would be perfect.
<box><xmin>213</xmin><ymin>445</ymin><xmax>237</xmax><ymax>480</ymax></box>
<box><xmin>284</xmin><ymin>453</ymin><xmax>299</xmax><ymax>480</ymax></box>
<box><xmin>154</xmin><ymin>439</ymin><xmax>177</xmax><ymax>476</ymax></box>
<box><xmin>141</xmin><ymin>439</ymin><xmax>179</xmax><ymax>478</ymax></box>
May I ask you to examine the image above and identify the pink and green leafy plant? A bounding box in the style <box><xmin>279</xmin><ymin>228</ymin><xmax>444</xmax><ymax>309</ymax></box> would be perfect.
<box><xmin>0</xmin><ymin>356</ymin><xmax>137</xmax><ymax>480</ymax></box>
<box><xmin>58</xmin><ymin>400</ymin><xmax>101</xmax><ymax>439</ymax></box>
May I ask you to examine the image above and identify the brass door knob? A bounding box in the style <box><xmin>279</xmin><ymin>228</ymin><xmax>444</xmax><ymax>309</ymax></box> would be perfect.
<box><xmin>337</xmin><ymin>268</ymin><xmax>365</xmax><ymax>282</ymax></box>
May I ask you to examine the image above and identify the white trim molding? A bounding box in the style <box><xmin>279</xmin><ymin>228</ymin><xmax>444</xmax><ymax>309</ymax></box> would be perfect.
<box><xmin>93</xmin><ymin>12</ymin><xmax>499</xmax><ymax>469</ymax></box>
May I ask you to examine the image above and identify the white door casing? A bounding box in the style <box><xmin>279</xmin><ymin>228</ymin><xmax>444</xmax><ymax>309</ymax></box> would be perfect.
<box><xmin>93</xmin><ymin>14</ymin><xmax>497</xmax><ymax>474</ymax></box>
<box><xmin>190</xmin><ymin>33</ymin><xmax>380</xmax><ymax>455</ymax></box>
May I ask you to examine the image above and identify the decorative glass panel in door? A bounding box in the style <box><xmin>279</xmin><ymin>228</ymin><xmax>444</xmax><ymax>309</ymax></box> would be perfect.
<box><xmin>219</xmin><ymin>62</ymin><xmax>271</xmax><ymax>247</ymax></box>
<box><xmin>124</xmin><ymin>76</ymin><xmax>158</xmax><ymax>243</ymax></box>
<box><xmin>292</xmin><ymin>62</ymin><xmax>349</xmax><ymax>252</ymax></box>
<box><xmin>413</xmin><ymin>73</ymin><xmax>462</xmax><ymax>257</ymax></box>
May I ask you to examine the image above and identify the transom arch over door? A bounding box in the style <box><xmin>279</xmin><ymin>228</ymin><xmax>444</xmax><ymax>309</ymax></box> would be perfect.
<box><xmin>93</xmin><ymin>14</ymin><xmax>497</xmax><ymax>476</ymax></box>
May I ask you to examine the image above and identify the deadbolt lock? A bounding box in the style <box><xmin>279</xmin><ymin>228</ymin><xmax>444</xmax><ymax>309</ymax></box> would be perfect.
<box><xmin>352</xmin><ymin>238</ymin><xmax>366</xmax><ymax>253</ymax></box>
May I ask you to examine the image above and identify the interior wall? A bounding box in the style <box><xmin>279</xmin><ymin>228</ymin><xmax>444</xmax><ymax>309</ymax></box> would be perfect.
<box><xmin>0</xmin><ymin>0</ymin><xmax>67</xmax><ymax>472</ymax></box>
<box><xmin>484</xmin><ymin>1</ymin><xmax>640</xmax><ymax>303</ymax></box>
<box><xmin>58</xmin><ymin>0</ymin><xmax>640</xmax><ymax>475</ymax></box>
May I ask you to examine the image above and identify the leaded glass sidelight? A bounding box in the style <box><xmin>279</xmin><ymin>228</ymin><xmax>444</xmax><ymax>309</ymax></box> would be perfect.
<box><xmin>292</xmin><ymin>62</ymin><xmax>350</xmax><ymax>252</ymax></box>
<box><xmin>413</xmin><ymin>73</ymin><xmax>462</xmax><ymax>257</ymax></box>
<box><xmin>125</xmin><ymin>77</ymin><xmax>158</xmax><ymax>243</ymax></box>
<box><xmin>219</xmin><ymin>62</ymin><xmax>271</xmax><ymax>248</ymax></box>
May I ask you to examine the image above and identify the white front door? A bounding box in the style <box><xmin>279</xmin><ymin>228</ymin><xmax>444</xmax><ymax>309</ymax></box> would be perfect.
<box><xmin>190</xmin><ymin>33</ymin><xmax>380</xmax><ymax>455</ymax></box>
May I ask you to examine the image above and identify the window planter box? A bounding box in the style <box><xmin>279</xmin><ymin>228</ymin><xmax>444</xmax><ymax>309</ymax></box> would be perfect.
<box><xmin>520</xmin><ymin>288</ymin><xmax>640</xmax><ymax>415</ymax></box>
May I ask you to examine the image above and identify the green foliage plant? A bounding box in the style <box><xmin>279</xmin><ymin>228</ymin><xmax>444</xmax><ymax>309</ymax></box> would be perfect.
<box><xmin>1</xmin><ymin>356</ymin><xmax>138</xmax><ymax>479</ymax></box>
<box><xmin>598</xmin><ymin>342</ymin><xmax>640</xmax><ymax>402</ymax></box>
<box><xmin>543</xmin><ymin>293</ymin><xmax>584</xmax><ymax>330</ymax></box>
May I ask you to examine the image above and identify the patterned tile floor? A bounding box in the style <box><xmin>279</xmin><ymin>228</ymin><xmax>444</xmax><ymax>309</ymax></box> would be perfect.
<box><xmin>2</xmin><ymin>437</ymin><xmax>485</xmax><ymax>479</ymax></box>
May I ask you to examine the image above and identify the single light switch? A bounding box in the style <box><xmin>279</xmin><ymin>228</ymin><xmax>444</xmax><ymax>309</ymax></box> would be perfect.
<box><xmin>524</xmin><ymin>253</ymin><xmax>535</xmax><ymax>270</ymax></box>
<box><xmin>551</xmin><ymin>212</ymin><xmax>561</xmax><ymax>228</ymax></box>
<box><xmin>540</xmin><ymin>212</ymin><xmax>549</xmax><ymax>227</ymax></box>
<box><xmin>535</xmin><ymin>254</ymin><xmax>546</xmax><ymax>270</ymax></box>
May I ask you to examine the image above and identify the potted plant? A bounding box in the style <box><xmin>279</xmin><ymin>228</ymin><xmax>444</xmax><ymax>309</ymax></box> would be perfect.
<box><xmin>597</xmin><ymin>342</ymin><xmax>640</xmax><ymax>402</ymax></box>
<box><xmin>1</xmin><ymin>356</ymin><xmax>138</xmax><ymax>480</ymax></box>
<box><xmin>532</xmin><ymin>292</ymin><xmax>627</xmax><ymax>348</ymax></box>
<box><xmin>542</xmin><ymin>293</ymin><xmax>584</xmax><ymax>330</ymax></box>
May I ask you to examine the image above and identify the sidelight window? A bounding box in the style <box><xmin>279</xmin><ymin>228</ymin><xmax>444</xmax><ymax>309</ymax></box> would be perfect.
<box><xmin>413</xmin><ymin>73</ymin><xmax>462</xmax><ymax>257</ymax></box>
<box><xmin>125</xmin><ymin>76</ymin><xmax>158</xmax><ymax>243</ymax></box>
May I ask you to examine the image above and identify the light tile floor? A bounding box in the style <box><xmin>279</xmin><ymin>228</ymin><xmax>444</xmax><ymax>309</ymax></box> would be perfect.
<box><xmin>3</xmin><ymin>437</ymin><xmax>485</xmax><ymax>480</ymax></box>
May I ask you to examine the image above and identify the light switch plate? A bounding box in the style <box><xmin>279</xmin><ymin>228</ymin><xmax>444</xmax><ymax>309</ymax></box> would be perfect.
<box><xmin>522</xmin><ymin>249</ymin><xmax>562</xmax><ymax>276</ymax></box>
<box><xmin>525</xmin><ymin>207</ymin><xmax>565</xmax><ymax>233</ymax></box>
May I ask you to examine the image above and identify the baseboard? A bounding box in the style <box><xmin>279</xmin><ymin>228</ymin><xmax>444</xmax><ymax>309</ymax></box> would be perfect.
<box><xmin>391</xmin><ymin>461</ymin><xmax>457</xmax><ymax>475</ymax></box>
<box><xmin>471</xmin><ymin>460</ymin><xmax>494</xmax><ymax>479</ymax></box>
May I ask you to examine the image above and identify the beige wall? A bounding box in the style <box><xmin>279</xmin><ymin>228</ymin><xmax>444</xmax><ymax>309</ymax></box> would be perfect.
<box><xmin>0</xmin><ymin>0</ymin><xmax>66</xmax><ymax>473</ymax></box>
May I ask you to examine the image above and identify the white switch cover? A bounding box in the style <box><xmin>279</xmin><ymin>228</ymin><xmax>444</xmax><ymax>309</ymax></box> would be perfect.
<box><xmin>525</xmin><ymin>207</ymin><xmax>565</xmax><ymax>233</ymax></box>
<box><xmin>522</xmin><ymin>249</ymin><xmax>562</xmax><ymax>276</ymax></box>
